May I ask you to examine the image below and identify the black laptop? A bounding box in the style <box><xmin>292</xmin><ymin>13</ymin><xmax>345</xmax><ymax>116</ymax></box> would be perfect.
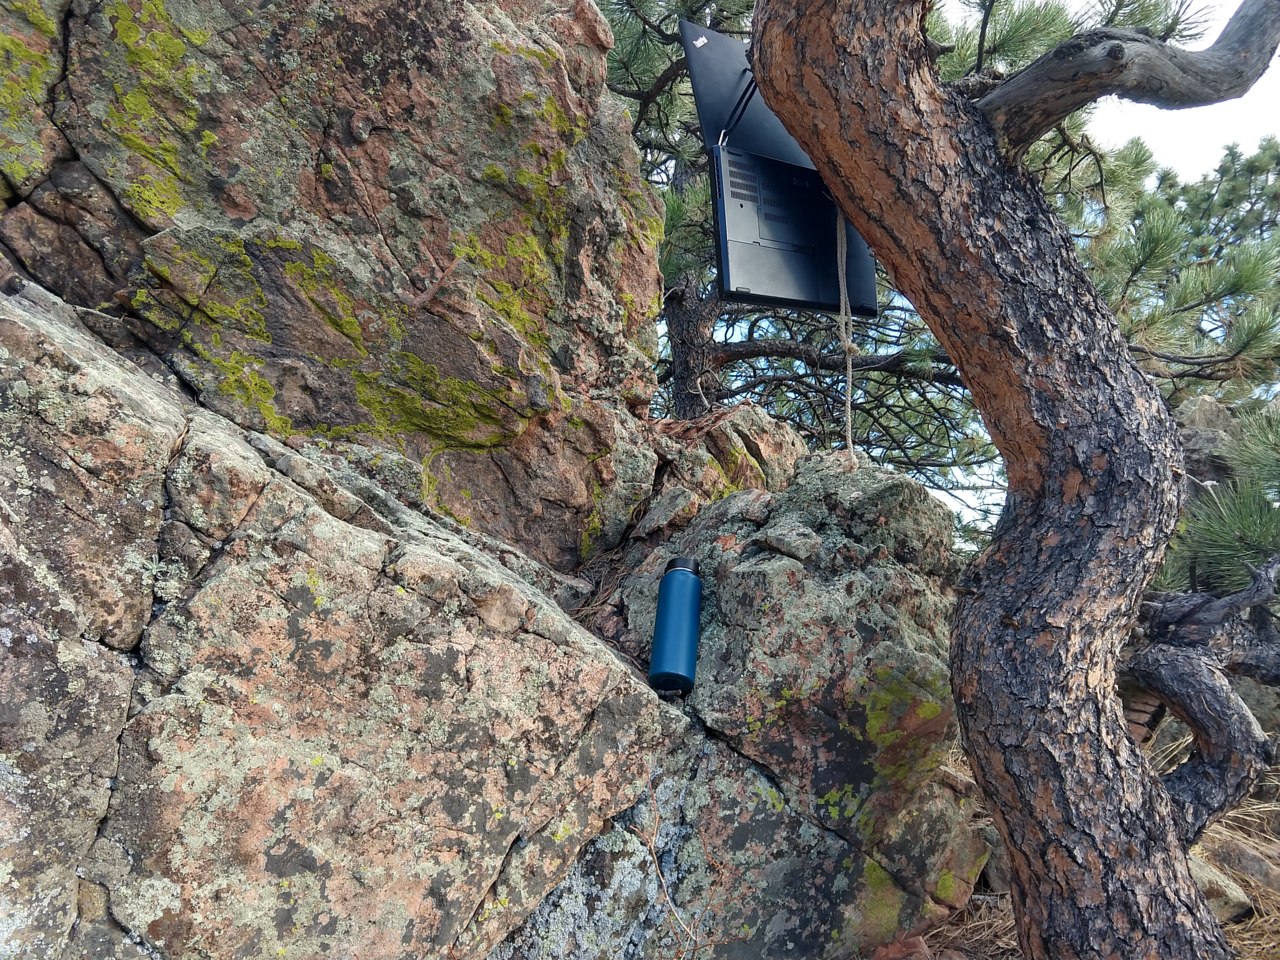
<box><xmin>679</xmin><ymin>20</ymin><xmax>877</xmax><ymax>316</ymax></box>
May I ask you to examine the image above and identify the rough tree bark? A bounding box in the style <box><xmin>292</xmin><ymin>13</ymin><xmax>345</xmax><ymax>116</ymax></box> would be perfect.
<box><xmin>749</xmin><ymin>1</ymin><xmax>1280</xmax><ymax>957</ymax></box>
<box><xmin>665</xmin><ymin>274</ymin><xmax>721</xmax><ymax>419</ymax></box>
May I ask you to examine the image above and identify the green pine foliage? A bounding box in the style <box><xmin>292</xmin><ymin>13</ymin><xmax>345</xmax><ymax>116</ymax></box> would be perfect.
<box><xmin>1163</xmin><ymin>480</ymin><xmax>1280</xmax><ymax>594</ymax></box>
<box><xmin>933</xmin><ymin>0</ymin><xmax>1076</xmax><ymax>81</ymax></box>
<box><xmin>656</xmin><ymin>175</ymin><xmax>712</xmax><ymax>283</ymax></box>
<box><xmin>1160</xmin><ymin>405</ymin><xmax>1280</xmax><ymax>595</ymax></box>
<box><xmin>603</xmin><ymin>0</ymin><xmax>752</xmax><ymax>185</ymax></box>
<box><xmin>1085</xmin><ymin>0</ymin><xmax>1208</xmax><ymax>42</ymax></box>
<box><xmin>1078</xmin><ymin>137</ymin><xmax>1280</xmax><ymax>402</ymax></box>
<box><xmin>1224</xmin><ymin>404</ymin><xmax>1280</xmax><ymax>491</ymax></box>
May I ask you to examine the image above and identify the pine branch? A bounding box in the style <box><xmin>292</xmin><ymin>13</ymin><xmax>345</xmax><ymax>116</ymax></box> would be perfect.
<box><xmin>971</xmin><ymin>0</ymin><xmax>1000</xmax><ymax>76</ymax></box>
<box><xmin>1122</xmin><ymin>555</ymin><xmax>1280</xmax><ymax>842</ymax></box>
<box><xmin>607</xmin><ymin>56</ymin><xmax>689</xmax><ymax>115</ymax></box>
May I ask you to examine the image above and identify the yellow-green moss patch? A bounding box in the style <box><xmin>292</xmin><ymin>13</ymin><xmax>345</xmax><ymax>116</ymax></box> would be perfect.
<box><xmin>211</xmin><ymin>350</ymin><xmax>294</xmax><ymax>434</ymax></box>
<box><xmin>354</xmin><ymin>352</ymin><xmax>523</xmax><ymax>451</ymax></box>
<box><xmin>0</xmin><ymin>30</ymin><xmax>57</xmax><ymax>186</ymax></box>
<box><xmin>282</xmin><ymin>248</ymin><xmax>368</xmax><ymax>353</ymax></box>
<box><xmin>578</xmin><ymin>481</ymin><xmax>605</xmax><ymax>559</ymax></box>
<box><xmin>857</xmin><ymin>859</ymin><xmax>906</xmax><ymax>945</ymax></box>
<box><xmin>7</xmin><ymin>0</ymin><xmax>58</xmax><ymax>37</ymax></box>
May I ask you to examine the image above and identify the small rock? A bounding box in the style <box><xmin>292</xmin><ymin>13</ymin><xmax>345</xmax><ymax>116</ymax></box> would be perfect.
<box><xmin>758</xmin><ymin>516</ymin><xmax>823</xmax><ymax>562</ymax></box>
<box><xmin>1190</xmin><ymin>854</ymin><xmax>1254</xmax><ymax>923</ymax></box>
<box><xmin>1175</xmin><ymin>396</ymin><xmax>1236</xmax><ymax>430</ymax></box>
<box><xmin>1202</xmin><ymin>836</ymin><xmax>1280</xmax><ymax>894</ymax></box>
<box><xmin>631</xmin><ymin>486</ymin><xmax>697</xmax><ymax>538</ymax></box>
<box><xmin>979</xmin><ymin>822</ymin><xmax>1012</xmax><ymax>894</ymax></box>
<box><xmin>474</xmin><ymin>583</ymin><xmax>530</xmax><ymax>632</ymax></box>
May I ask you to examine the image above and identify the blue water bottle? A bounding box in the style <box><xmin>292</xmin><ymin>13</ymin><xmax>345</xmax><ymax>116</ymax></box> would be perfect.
<box><xmin>648</xmin><ymin>557</ymin><xmax>703</xmax><ymax>694</ymax></box>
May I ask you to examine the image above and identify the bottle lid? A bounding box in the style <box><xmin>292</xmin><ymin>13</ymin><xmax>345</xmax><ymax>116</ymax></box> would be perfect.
<box><xmin>664</xmin><ymin>556</ymin><xmax>699</xmax><ymax>576</ymax></box>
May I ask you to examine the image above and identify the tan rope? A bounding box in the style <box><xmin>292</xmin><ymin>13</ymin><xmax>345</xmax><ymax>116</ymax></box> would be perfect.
<box><xmin>836</xmin><ymin>211</ymin><xmax>855</xmax><ymax>464</ymax></box>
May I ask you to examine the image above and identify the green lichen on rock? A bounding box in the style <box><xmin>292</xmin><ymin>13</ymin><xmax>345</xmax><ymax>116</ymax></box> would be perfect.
<box><xmin>106</xmin><ymin>0</ymin><xmax>212</xmax><ymax>82</ymax></box>
<box><xmin>5</xmin><ymin>0</ymin><xmax>57</xmax><ymax>36</ymax></box>
<box><xmin>818</xmin><ymin>781</ymin><xmax>867</xmax><ymax>822</ymax></box>
<box><xmin>504</xmin><ymin>232</ymin><xmax>553</xmax><ymax>287</ymax></box>
<box><xmin>932</xmin><ymin>868</ymin><xmax>958</xmax><ymax>904</ymax></box>
<box><xmin>96</xmin><ymin>0</ymin><xmax>218</xmax><ymax>222</ymax></box>
<box><xmin>707</xmin><ymin>442</ymin><xmax>765</xmax><ymax>500</ymax></box>
<box><xmin>619</xmin><ymin>292</ymin><xmax>660</xmax><ymax>344</ymax></box>
<box><xmin>0</xmin><ymin>17</ymin><xmax>59</xmax><ymax>190</ymax></box>
<box><xmin>477</xmin><ymin>280</ymin><xmax>546</xmax><ymax>348</ymax></box>
<box><xmin>537</xmin><ymin>95</ymin><xmax>586</xmax><ymax>144</ymax></box>
<box><xmin>854</xmin><ymin>859</ymin><xmax>909</xmax><ymax>945</ymax></box>
<box><xmin>107</xmin><ymin>87</ymin><xmax>183</xmax><ymax>173</ymax></box>
<box><xmin>511</xmin><ymin>159</ymin><xmax>571</xmax><ymax>263</ymax></box>
<box><xmin>859</xmin><ymin>660</ymin><xmax>952</xmax><ymax>786</ymax></box>
<box><xmin>354</xmin><ymin>351</ymin><xmax>525</xmax><ymax>451</ymax></box>
<box><xmin>135</xmin><ymin>230</ymin><xmax>271</xmax><ymax>341</ymax></box>
<box><xmin>123</xmin><ymin>170</ymin><xmax>186</xmax><ymax>220</ymax></box>
<box><xmin>203</xmin><ymin>235</ymin><xmax>270</xmax><ymax>340</ymax></box>
<box><xmin>577</xmin><ymin>482</ymin><xmax>605</xmax><ymax>559</ymax></box>
<box><xmin>515</xmin><ymin>44</ymin><xmax>561</xmax><ymax>70</ymax></box>
<box><xmin>453</xmin><ymin>231</ymin><xmax>553</xmax><ymax>350</ymax></box>
<box><xmin>491</xmin><ymin>103</ymin><xmax>515</xmax><ymax>129</ymax></box>
<box><xmin>207</xmin><ymin>348</ymin><xmax>294</xmax><ymax>434</ymax></box>
<box><xmin>282</xmin><ymin>247</ymin><xmax>369</xmax><ymax>352</ymax></box>
<box><xmin>0</xmin><ymin>31</ymin><xmax>54</xmax><ymax>122</ymax></box>
<box><xmin>8</xmin><ymin>0</ymin><xmax>665</xmax><ymax>574</ymax></box>
<box><xmin>619</xmin><ymin>181</ymin><xmax>666</xmax><ymax>256</ymax></box>
<box><xmin>421</xmin><ymin>449</ymin><xmax>470</xmax><ymax>524</ymax></box>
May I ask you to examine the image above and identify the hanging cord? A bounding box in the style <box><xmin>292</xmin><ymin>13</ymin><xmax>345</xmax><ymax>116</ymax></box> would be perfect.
<box><xmin>835</xmin><ymin>211</ymin><xmax>856</xmax><ymax>466</ymax></box>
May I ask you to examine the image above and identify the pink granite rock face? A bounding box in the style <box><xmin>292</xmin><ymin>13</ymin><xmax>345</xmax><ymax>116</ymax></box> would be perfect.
<box><xmin>0</xmin><ymin>0</ymin><xmax>665</xmax><ymax>571</ymax></box>
<box><xmin>1</xmin><ymin>282</ymin><xmax>986</xmax><ymax>960</ymax></box>
<box><xmin>498</xmin><ymin>455</ymin><xmax>988</xmax><ymax>960</ymax></box>
<box><xmin>0</xmin><ymin>1</ymin><xmax>990</xmax><ymax>954</ymax></box>
<box><xmin>0</xmin><ymin>283</ymin><xmax>676</xmax><ymax>959</ymax></box>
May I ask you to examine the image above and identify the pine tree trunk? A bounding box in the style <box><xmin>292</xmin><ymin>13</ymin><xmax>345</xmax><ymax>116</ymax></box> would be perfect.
<box><xmin>666</xmin><ymin>276</ymin><xmax>718</xmax><ymax>420</ymax></box>
<box><xmin>752</xmin><ymin>2</ymin><xmax>1235</xmax><ymax>955</ymax></box>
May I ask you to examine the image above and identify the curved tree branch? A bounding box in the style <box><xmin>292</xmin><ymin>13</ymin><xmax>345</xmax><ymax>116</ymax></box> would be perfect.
<box><xmin>1232</xmin><ymin>607</ymin><xmax>1280</xmax><ymax>683</ymax></box>
<box><xmin>608</xmin><ymin>56</ymin><xmax>689</xmax><ymax>132</ymax></box>
<box><xmin>1144</xmin><ymin>554</ymin><xmax>1280</xmax><ymax>650</ymax></box>
<box><xmin>1126</xmin><ymin>555</ymin><xmax>1280</xmax><ymax>843</ymax></box>
<box><xmin>979</xmin><ymin>0</ymin><xmax>1280</xmax><ymax>151</ymax></box>
<box><xmin>1126</xmin><ymin>645</ymin><xmax>1272</xmax><ymax>844</ymax></box>
<box><xmin>710</xmin><ymin>336</ymin><xmax>838</xmax><ymax>369</ymax></box>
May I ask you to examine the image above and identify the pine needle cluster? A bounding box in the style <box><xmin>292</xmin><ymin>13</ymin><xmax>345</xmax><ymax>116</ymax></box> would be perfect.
<box><xmin>1078</xmin><ymin>137</ymin><xmax>1280</xmax><ymax>402</ymax></box>
<box><xmin>1162</xmin><ymin>404</ymin><xmax>1280</xmax><ymax>595</ymax></box>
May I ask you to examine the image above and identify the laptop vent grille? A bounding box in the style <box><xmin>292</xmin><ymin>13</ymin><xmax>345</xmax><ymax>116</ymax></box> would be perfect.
<box><xmin>730</xmin><ymin>189</ymin><xmax>758</xmax><ymax>203</ymax></box>
<box><xmin>761</xmin><ymin>212</ymin><xmax>791</xmax><ymax>225</ymax></box>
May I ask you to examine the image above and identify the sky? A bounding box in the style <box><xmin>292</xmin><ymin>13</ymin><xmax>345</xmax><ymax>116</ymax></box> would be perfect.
<box><xmin>942</xmin><ymin>0</ymin><xmax>1280</xmax><ymax>181</ymax></box>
